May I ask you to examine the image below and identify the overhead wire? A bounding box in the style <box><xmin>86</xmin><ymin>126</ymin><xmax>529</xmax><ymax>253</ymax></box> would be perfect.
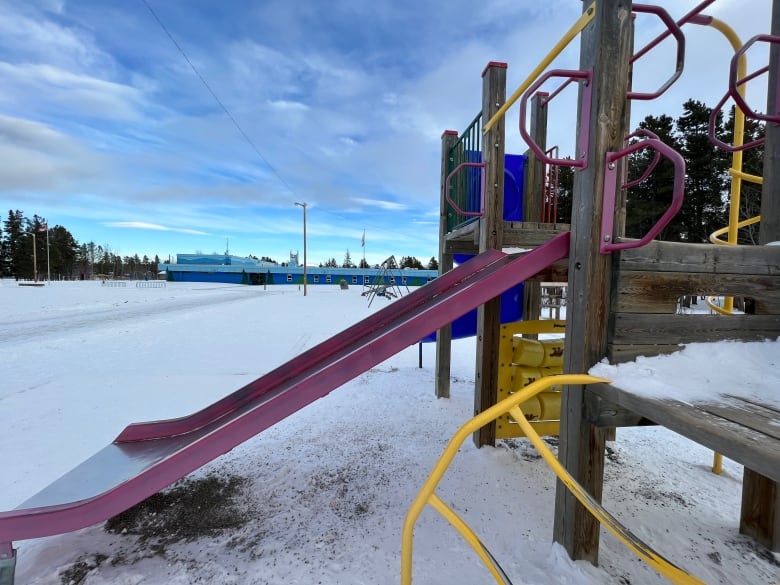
<box><xmin>139</xmin><ymin>0</ymin><xmax>297</xmax><ymax>197</ymax></box>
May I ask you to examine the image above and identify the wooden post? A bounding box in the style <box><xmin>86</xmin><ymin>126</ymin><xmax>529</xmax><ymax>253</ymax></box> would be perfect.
<box><xmin>553</xmin><ymin>0</ymin><xmax>633</xmax><ymax>564</ymax></box>
<box><xmin>473</xmin><ymin>62</ymin><xmax>507</xmax><ymax>447</ymax></box>
<box><xmin>436</xmin><ymin>130</ymin><xmax>459</xmax><ymax>399</ymax></box>
<box><xmin>744</xmin><ymin>0</ymin><xmax>780</xmax><ymax>551</ymax></box>
<box><xmin>522</xmin><ymin>92</ymin><xmax>548</xmax><ymax>334</ymax></box>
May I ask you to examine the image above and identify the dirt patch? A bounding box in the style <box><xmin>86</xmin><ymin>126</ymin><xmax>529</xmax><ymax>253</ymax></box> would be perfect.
<box><xmin>105</xmin><ymin>472</ymin><xmax>250</xmax><ymax>545</ymax></box>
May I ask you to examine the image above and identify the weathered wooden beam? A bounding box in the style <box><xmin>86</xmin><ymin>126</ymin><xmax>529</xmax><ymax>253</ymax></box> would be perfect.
<box><xmin>436</xmin><ymin>130</ymin><xmax>459</xmax><ymax>399</ymax></box>
<box><xmin>585</xmin><ymin>392</ymin><xmax>653</xmax><ymax>427</ymax></box>
<box><xmin>760</xmin><ymin>0</ymin><xmax>780</xmax><ymax>246</ymax></box>
<box><xmin>554</xmin><ymin>0</ymin><xmax>633</xmax><ymax>565</ymax></box>
<box><xmin>473</xmin><ymin>62</ymin><xmax>508</xmax><ymax>447</ymax></box>
<box><xmin>743</xmin><ymin>0</ymin><xmax>780</xmax><ymax>551</ymax></box>
<box><xmin>741</xmin><ymin>471</ymin><xmax>780</xmax><ymax>551</ymax></box>
<box><xmin>616</xmin><ymin>241</ymin><xmax>780</xmax><ymax>275</ymax></box>
<box><xmin>612</xmin><ymin>271</ymin><xmax>780</xmax><ymax>314</ymax></box>
<box><xmin>610</xmin><ymin>313</ymin><xmax>780</xmax><ymax>345</ymax></box>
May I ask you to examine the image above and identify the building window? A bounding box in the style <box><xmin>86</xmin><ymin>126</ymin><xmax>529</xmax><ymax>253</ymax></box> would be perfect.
<box><xmin>363</xmin><ymin>275</ymin><xmax>370</xmax><ymax>284</ymax></box>
<box><xmin>390</xmin><ymin>277</ymin><xmax>396</xmax><ymax>284</ymax></box>
<box><xmin>313</xmin><ymin>275</ymin><xmax>319</xmax><ymax>283</ymax></box>
<box><xmin>402</xmin><ymin>277</ymin><xmax>407</xmax><ymax>285</ymax></box>
<box><xmin>326</xmin><ymin>274</ymin><xmax>332</xmax><ymax>283</ymax></box>
<box><xmin>286</xmin><ymin>274</ymin><xmax>292</xmax><ymax>282</ymax></box>
<box><xmin>352</xmin><ymin>275</ymin><xmax>358</xmax><ymax>284</ymax></box>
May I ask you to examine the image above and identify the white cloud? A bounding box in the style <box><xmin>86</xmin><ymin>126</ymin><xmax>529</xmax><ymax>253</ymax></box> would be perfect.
<box><xmin>104</xmin><ymin>221</ymin><xmax>210</xmax><ymax>236</ymax></box>
<box><xmin>351</xmin><ymin>198</ymin><xmax>408</xmax><ymax>211</ymax></box>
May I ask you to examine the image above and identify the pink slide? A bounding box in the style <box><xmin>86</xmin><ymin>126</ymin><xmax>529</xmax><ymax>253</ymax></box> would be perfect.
<box><xmin>0</xmin><ymin>233</ymin><xmax>569</xmax><ymax>567</ymax></box>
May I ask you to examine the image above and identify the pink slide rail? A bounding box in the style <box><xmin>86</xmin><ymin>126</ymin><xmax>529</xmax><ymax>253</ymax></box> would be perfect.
<box><xmin>0</xmin><ymin>233</ymin><xmax>571</xmax><ymax>559</ymax></box>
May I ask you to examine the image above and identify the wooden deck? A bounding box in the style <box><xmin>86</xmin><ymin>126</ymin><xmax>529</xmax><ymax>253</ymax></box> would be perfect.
<box><xmin>588</xmin><ymin>379</ymin><xmax>780</xmax><ymax>550</ymax></box>
<box><xmin>588</xmin><ymin>383</ymin><xmax>780</xmax><ymax>485</ymax></box>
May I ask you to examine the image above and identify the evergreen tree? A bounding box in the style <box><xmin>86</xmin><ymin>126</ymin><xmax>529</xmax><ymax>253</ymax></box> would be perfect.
<box><xmin>359</xmin><ymin>258</ymin><xmax>370</xmax><ymax>268</ymax></box>
<box><xmin>624</xmin><ymin>114</ymin><xmax>681</xmax><ymax>240</ymax></box>
<box><xmin>399</xmin><ymin>256</ymin><xmax>423</xmax><ymax>269</ymax></box>
<box><xmin>427</xmin><ymin>257</ymin><xmax>439</xmax><ymax>270</ymax></box>
<box><xmin>675</xmin><ymin>99</ymin><xmax>729</xmax><ymax>242</ymax></box>
<box><xmin>342</xmin><ymin>250</ymin><xmax>354</xmax><ymax>268</ymax></box>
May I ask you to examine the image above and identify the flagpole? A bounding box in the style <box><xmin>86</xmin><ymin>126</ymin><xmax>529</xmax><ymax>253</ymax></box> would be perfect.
<box><xmin>362</xmin><ymin>228</ymin><xmax>366</xmax><ymax>264</ymax></box>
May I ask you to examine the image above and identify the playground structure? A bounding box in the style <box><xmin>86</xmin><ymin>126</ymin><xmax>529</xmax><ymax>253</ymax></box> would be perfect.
<box><xmin>0</xmin><ymin>3</ymin><xmax>779</xmax><ymax>585</ymax></box>
<box><xmin>422</xmin><ymin>0</ymin><xmax>780</xmax><ymax>582</ymax></box>
<box><xmin>361</xmin><ymin>255</ymin><xmax>409</xmax><ymax>306</ymax></box>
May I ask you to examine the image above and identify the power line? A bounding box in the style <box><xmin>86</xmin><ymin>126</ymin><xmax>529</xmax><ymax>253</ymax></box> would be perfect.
<box><xmin>140</xmin><ymin>0</ymin><xmax>297</xmax><ymax>196</ymax></box>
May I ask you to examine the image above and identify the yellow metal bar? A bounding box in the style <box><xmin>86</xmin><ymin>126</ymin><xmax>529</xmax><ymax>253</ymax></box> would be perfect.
<box><xmin>705</xmin><ymin>296</ymin><xmax>733</xmax><ymax>316</ymax></box>
<box><xmin>729</xmin><ymin>168</ymin><xmax>763</xmax><ymax>185</ymax></box>
<box><xmin>507</xmin><ymin>406</ymin><xmax>705</xmax><ymax>585</ymax></box>
<box><xmin>482</xmin><ymin>3</ymin><xmax>596</xmax><ymax>134</ymax></box>
<box><xmin>707</xmin><ymin>17</ymin><xmax>748</xmax><ymax>315</ymax></box>
<box><xmin>709</xmin><ymin>216</ymin><xmax>761</xmax><ymax>245</ymax></box>
<box><xmin>401</xmin><ymin>374</ymin><xmax>602</xmax><ymax>585</ymax></box>
<box><xmin>427</xmin><ymin>494</ymin><xmax>509</xmax><ymax>585</ymax></box>
<box><xmin>402</xmin><ymin>374</ymin><xmax>704</xmax><ymax>584</ymax></box>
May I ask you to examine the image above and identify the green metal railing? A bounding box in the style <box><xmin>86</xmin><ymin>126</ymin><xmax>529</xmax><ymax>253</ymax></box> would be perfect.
<box><xmin>447</xmin><ymin>112</ymin><xmax>483</xmax><ymax>232</ymax></box>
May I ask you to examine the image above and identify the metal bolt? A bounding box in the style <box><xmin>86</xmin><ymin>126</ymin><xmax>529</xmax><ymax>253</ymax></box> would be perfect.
<box><xmin>604</xmin><ymin>235</ymin><xmax>611</xmax><ymax>242</ymax></box>
<box><xmin>580</xmin><ymin>150</ymin><xmax>586</xmax><ymax>158</ymax></box>
<box><xmin>608</xmin><ymin>162</ymin><xmax>616</xmax><ymax>170</ymax></box>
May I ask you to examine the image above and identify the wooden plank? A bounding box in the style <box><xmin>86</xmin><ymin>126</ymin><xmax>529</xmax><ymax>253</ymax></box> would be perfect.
<box><xmin>701</xmin><ymin>395</ymin><xmax>780</xmax><ymax>442</ymax></box>
<box><xmin>612</xmin><ymin>271</ymin><xmax>780</xmax><ymax>314</ymax></box>
<box><xmin>760</xmin><ymin>0</ymin><xmax>780</xmax><ymax>246</ymax></box>
<box><xmin>745</xmin><ymin>3</ymin><xmax>780</xmax><ymax>549</ymax></box>
<box><xmin>443</xmin><ymin>239</ymin><xmax>479</xmax><ymax>256</ymax></box>
<box><xmin>473</xmin><ymin>62</ymin><xmax>507</xmax><ymax>448</ymax></box>
<box><xmin>436</xmin><ymin>130</ymin><xmax>460</xmax><ymax>399</ymax></box>
<box><xmin>610</xmin><ymin>313</ymin><xmax>780</xmax><ymax>345</ymax></box>
<box><xmin>589</xmin><ymin>383</ymin><xmax>780</xmax><ymax>484</ymax></box>
<box><xmin>606</xmin><ymin>343</ymin><xmax>683</xmax><ymax>363</ymax></box>
<box><xmin>554</xmin><ymin>0</ymin><xmax>633</xmax><ymax>564</ymax></box>
<box><xmin>616</xmin><ymin>241</ymin><xmax>780</xmax><ymax>275</ymax></box>
<box><xmin>504</xmin><ymin>223</ymin><xmax>571</xmax><ymax>247</ymax></box>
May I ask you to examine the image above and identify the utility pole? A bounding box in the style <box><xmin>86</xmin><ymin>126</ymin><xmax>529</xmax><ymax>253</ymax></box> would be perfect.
<box><xmin>294</xmin><ymin>201</ymin><xmax>308</xmax><ymax>296</ymax></box>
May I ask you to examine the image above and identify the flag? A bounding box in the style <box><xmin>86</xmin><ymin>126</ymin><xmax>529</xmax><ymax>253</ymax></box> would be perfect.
<box><xmin>361</xmin><ymin>230</ymin><xmax>365</xmax><ymax>248</ymax></box>
<box><xmin>38</xmin><ymin>223</ymin><xmax>48</xmax><ymax>232</ymax></box>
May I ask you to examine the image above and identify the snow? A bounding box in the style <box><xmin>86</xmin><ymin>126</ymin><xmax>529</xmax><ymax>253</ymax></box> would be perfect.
<box><xmin>1</xmin><ymin>279</ymin><xmax>778</xmax><ymax>585</ymax></box>
<box><xmin>590</xmin><ymin>339</ymin><xmax>780</xmax><ymax>407</ymax></box>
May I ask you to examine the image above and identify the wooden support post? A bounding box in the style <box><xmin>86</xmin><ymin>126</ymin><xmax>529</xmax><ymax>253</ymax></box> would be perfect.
<box><xmin>473</xmin><ymin>62</ymin><xmax>507</xmax><ymax>447</ymax></box>
<box><xmin>744</xmin><ymin>0</ymin><xmax>780</xmax><ymax>551</ymax></box>
<box><xmin>522</xmin><ymin>93</ymin><xmax>548</xmax><ymax>334</ymax></box>
<box><xmin>436</xmin><ymin>130</ymin><xmax>459</xmax><ymax>399</ymax></box>
<box><xmin>553</xmin><ymin>0</ymin><xmax>633</xmax><ymax>564</ymax></box>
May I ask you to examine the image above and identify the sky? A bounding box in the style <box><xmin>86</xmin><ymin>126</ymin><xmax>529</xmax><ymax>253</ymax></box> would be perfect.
<box><xmin>0</xmin><ymin>0</ymin><xmax>772</xmax><ymax>266</ymax></box>
<box><xmin>1</xmin><ymin>279</ymin><xmax>778</xmax><ymax>584</ymax></box>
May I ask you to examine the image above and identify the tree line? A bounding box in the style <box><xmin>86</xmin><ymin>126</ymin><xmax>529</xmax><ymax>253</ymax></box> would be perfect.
<box><xmin>1</xmin><ymin>211</ymin><xmax>161</xmax><ymax>280</ymax></box>
<box><xmin>320</xmin><ymin>251</ymin><xmax>438</xmax><ymax>270</ymax></box>
<box><xmin>554</xmin><ymin>100</ymin><xmax>764</xmax><ymax>244</ymax></box>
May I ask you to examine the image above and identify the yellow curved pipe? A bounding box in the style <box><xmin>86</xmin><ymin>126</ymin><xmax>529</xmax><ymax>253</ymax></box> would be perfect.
<box><xmin>509</xmin><ymin>405</ymin><xmax>705</xmax><ymax>585</ymax></box>
<box><xmin>709</xmin><ymin>215</ymin><xmax>761</xmax><ymax>245</ymax></box>
<box><xmin>401</xmin><ymin>374</ymin><xmax>705</xmax><ymax>585</ymax></box>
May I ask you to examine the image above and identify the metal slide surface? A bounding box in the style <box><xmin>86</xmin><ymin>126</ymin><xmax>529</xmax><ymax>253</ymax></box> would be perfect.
<box><xmin>0</xmin><ymin>232</ymin><xmax>570</xmax><ymax>545</ymax></box>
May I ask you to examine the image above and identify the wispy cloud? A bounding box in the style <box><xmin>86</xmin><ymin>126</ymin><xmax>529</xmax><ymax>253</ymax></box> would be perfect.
<box><xmin>105</xmin><ymin>222</ymin><xmax>210</xmax><ymax>236</ymax></box>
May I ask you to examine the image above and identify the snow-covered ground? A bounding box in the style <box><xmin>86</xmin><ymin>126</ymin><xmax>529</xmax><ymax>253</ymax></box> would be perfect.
<box><xmin>1</xmin><ymin>279</ymin><xmax>778</xmax><ymax>584</ymax></box>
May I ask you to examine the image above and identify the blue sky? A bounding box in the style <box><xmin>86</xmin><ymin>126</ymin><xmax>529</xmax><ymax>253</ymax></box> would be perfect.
<box><xmin>0</xmin><ymin>0</ymin><xmax>769</xmax><ymax>266</ymax></box>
